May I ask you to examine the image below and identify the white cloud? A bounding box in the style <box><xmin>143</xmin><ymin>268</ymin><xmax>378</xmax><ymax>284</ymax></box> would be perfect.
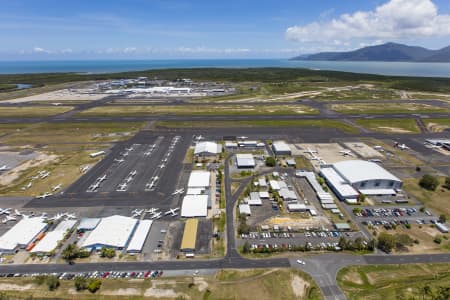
<box><xmin>286</xmin><ymin>0</ymin><xmax>450</xmax><ymax>43</ymax></box>
<box><xmin>33</xmin><ymin>47</ymin><xmax>51</xmax><ymax>53</ymax></box>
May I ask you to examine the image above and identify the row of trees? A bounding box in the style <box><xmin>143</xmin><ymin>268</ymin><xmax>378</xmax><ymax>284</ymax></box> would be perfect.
<box><xmin>419</xmin><ymin>174</ymin><xmax>450</xmax><ymax>191</ymax></box>
<box><xmin>377</xmin><ymin>232</ymin><xmax>414</xmax><ymax>253</ymax></box>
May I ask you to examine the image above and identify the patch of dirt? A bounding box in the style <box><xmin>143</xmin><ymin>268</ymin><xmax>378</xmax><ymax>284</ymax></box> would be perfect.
<box><xmin>144</xmin><ymin>287</ymin><xmax>188</xmax><ymax>299</ymax></box>
<box><xmin>291</xmin><ymin>275</ymin><xmax>309</xmax><ymax>298</ymax></box>
<box><xmin>377</xmin><ymin>126</ymin><xmax>412</xmax><ymax>133</ymax></box>
<box><xmin>426</xmin><ymin>122</ymin><xmax>448</xmax><ymax>133</ymax></box>
<box><xmin>0</xmin><ymin>283</ymin><xmax>35</xmax><ymax>290</ymax></box>
<box><xmin>194</xmin><ymin>277</ymin><xmax>209</xmax><ymax>292</ymax></box>
<box><xmin>343</xmin><ymin>270</ymin><xmax>364</xmax><ymax>285</ymax></box>
<box><xmin>101</xmin><ymin>288</ymin><xmax>141</xmax><ymax>296</ymax></box>
<box><xmin>0</xmin><ymin>152</ymin><xmax>59</xmax><ymax>186</ymax></box>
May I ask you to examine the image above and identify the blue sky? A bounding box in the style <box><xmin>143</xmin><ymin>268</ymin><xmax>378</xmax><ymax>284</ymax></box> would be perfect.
<box><xmin>1</xmin><ymin>0</ymin><xmax>450</xmax><ymax>59</ymax></box>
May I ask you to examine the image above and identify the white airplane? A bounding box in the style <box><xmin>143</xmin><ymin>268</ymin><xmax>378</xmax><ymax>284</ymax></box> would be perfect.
<box><xmin>159</xmin><ymin>164</ymin><xmax>165</xmax><ymax>169</ymax></box>
<box><xmin>0</xmin><ymin>165</ymin><xmax>10</xmax><ymax>171</ymax></box>
<box><xmin>339</xmin><ymin>150</ymin><xmax>355</xmax><ymax>157</ymax></box>
<box><xmin>49</xmin><ymin>213</ymin><xmax>65</xmax><ymax>221</ymax></box>
<box><xmin>80</xmin><ymin>165</ymin><xmax>90</xmax><ymax>173</ymax></box>
<box><xmin>36</xmin><ymin>192</ymin><xmax>53</xmax><ymax>199</ymax></box>
<box><xmin>237</xmin><ymin>136</ymin><xmax>248</xmax><ymax>140</ymax></box>
<box><xmin>194</xmin><ymin>135</ymin><xmax>204</xmax><ymax>141</ymax></box>
<box><xmin>117</xmin><ymin>182</ymin><xmax>128</xmax><ymax>191</ymax></box>
<box><xmin>2</xmin><ymin>215</ymin><xmax>17</xmax><ymax>223</ymax></box>
<box><xmin>22</xmin><ymin>181</ymin><xmax>33</xmax><ymax>190</ymax></box>
<box><xmin>132</xmin><ymin>209</ymin><xmax>144</xmax><ymax>217</ymax></box>
<box><xmin>0</xmin><ymin>208</ymin><xmax>11</xmax><ymax>215</ymax></box>
<box><xmin>40</xmin><ymin>171</ymin><xmax>51</xmax><ymax>179</ymax></box>
<box><xmin>31</xmin><ymin>175</ymin><xmax>40</xmax><ymax>180</ymax></box>
<box><xmin>130</xmin><ymin>170</ymin><xmax>137</xmax><ymax>176</ymax></box>
<box><xmin>114</xmin><ymin>158</ymin><xmax>125</xmax><ymax>163</ymax></box>
<box><xmin>144</xmin><ymin>151</ymin><xmax>152</xmax><ymax>156</ymax></box>
<box><xmin>373</xmin><ymin>145</ymin><xmax>383</xmax><ymax>150</ymax></box>
<box><xmin>145</xmin><ymin>208</ymin><xmax>159</xmax><ymax>214</ymax></box>
<box><xmin>89</xmin><ymin>182</ymin><xmax>100</xmax><ymax>191</ymax></box>
<box><xmin>150</xmin><ymin>211</ymin><xmax>162</xmax><ymax>219</ymax></box>
<box><xmin>98</xmin><ymin>174</ymin><xmax>107</xmax><ymax>182</ymax></box>
<box><xmin>122</xmin><ymin>151</ymin><xmax>129</xmax><ymax>157</ymax></box>
<box><xmin>172</xmin><ymin>188</ymin><xmax>185</xmax><ymax>195</ymax></box>
<box><xmin>164</xmin><ymin>207</ymin><xmax>179</xmax><ymax>217</ymax></box>
<box><xmin>65</xmin><ymin>213</ymin><xmax>76</xmax><ymax>219</ymax></box>
<box><xmin>397</xmin><ymin>143</ymin><xmax>409</xmax><ymax>150</ymax></box>
<box><xmin>51</xmin><ymin>184</ymin><xmax>62</xmax><ymax>192</ymax></box>
<box><xmin>125</xmin><ymin>146</ymin><xmax>134</xmax><ymax>152</ymax></box>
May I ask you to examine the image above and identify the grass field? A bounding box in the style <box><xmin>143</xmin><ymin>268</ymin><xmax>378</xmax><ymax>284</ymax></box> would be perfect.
<box><xmin>403</xmin><ymin>177</ymin><xmax>450</xmax><ymax>218</ymax></box>
<box><xmin>78</xmin><ymin>104</ymin><xmax>318</xmax><ymax>116</ymax></box>
<box><xmin>0</xmin><ymin>268</ymin><xmax>322</xmax><ymax>300</ymax></box>
<box><xmin>331</xmin><ymin>103</ymin><xmax>449</xmax><ymax>114</ymax></box>
<box><xmin>155</xmin><ymin>119</ymin><xmax>359</xmax><ymax>134</ymax></box>
<box><xmin>423</xmin><ymin>118</ymin><xmax>450</xmax><ymax>132</ymax></box>
<box><xmin>0</xmin><ymin>106</ymin><xmax>73</xmax><ymax>118</ymax></box>
<box><xmin>355</xmin><ymin>119</ymin><xmax>420</xmax><ymax>133</ymax></box>
<box><xmin>337</xmin><ymin>263</ymin><xmax>450</xmax><ymax>300</ymax></box>
<box><xmin>1</xmin><ymin>122</ymin><xmax>145</xmax><ymax>145</ymax></box>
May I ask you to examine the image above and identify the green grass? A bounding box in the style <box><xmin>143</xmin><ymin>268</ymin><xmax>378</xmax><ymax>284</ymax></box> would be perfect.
<box><xmin>0</xmin><ymin>106</ymin><xmax>73</xmax><ymax>118</ymax></box>
<box><xmin>0</xmin><ymin>84</ymin><xmax>17</xmax><ymax>92</ymax></box>
<box><xmin>331</xmin><ymin>103</ymin><xmax>449</xmax><ymax>114</ymax></box>
<box><xmin>337</xmin><ymin>263</ymin><xmax>450</xmax><ymax>300</ymax></box>
<box><xmin>355</xmin><ymin>118</ymin><xmax>420</xmax><ymax>133</ymax></box>
<box><xmin>78</xmin><ymin>104</ymin><xmax>318</xmax><ymax>116</ymax></box>
<box><xmin>155</xmin><ymin>119</ymin><xmax>359</xmax><ymax>134</ymax></box>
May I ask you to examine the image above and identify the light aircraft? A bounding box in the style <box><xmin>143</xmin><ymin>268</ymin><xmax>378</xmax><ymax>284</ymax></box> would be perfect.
<box><xmin>114</xmin><ymin>158</ymin><xmax>125</xmax><ymax>163</ymax></box>
<box><xmin>66</xmin><ymin>213</ymin><xmax>76</xmax><ymax>219</ymax></box>
<box><xmin>144</xmin><ymin>151</ymin><xmax>152</xmax><ymax>156</ymax></box>
<box><xmin>150</xmin><ymin>212</ymin><xmax>162</xmax><ymax>219</ymax></box>
<box><xmin>132</xmin><ymin>209</ymin><xmax>144</xmax><ymax>217</ymax></box>
<box><xmin>159</xmin><ymin>164</ymin><xmax>165</xmax><ymax>169</ymax></box>
<box><xmin>0</xmin><ymin>208</ymin><xmax>11</xmax><ymax>215</ymax></box>
<box><xmin>339</xmin><ymin>150</ymin><xmax>355</xmax><ymax>157</ymax></box>
<box><xmin>125</xmin><ymin>146</ymin><xmax>134</xmax><ymax>152</ymax></box>
<box><xmin>117</xmin><ymin>182</ymin><xmax>128</xmax><ymax>191</ymax></box>
<box><xmin>51</xmin><ymin>184</ymin><xmax>62</xmax><ymax>192</ymax></box>
<box><xmin>237</xmin><ymin>136</ymin><xmax>248</xmax><ymax>140</ymax></box>
<box><xmin>145</xmin><ymin>208</ymin><xmax>159</xmax><ymax>214</ymax></box>
<box><xmin>98</xmin><ymin>174</ymin><xmax>107</xmax><ymax>182</ymax></box>
<box><xmin>194</xmin><ymin>135</ymin><xmax>204</xmax><ymax>141</ymax></box>
<box><xmin>36</xmin><ymin>192</ymin><xmax>53</xmax><ymax>199</ymax></box>
<box><xmin>22</xmin><ymin>182</ymin><xmax>32</xmax><ymax>190</ymax></box>
<box><xmin>130</xmin><ymin>170</ymin><xmax>137</xmax><ymax>176</ymax></box>
<box><xmin>397</xmin><ymin>143</ymin><xmax>409</xmax><ymax>150</ymax></box>
<box><xmin>48</xmin><ymin>213</ymin><xmax>65</xmax><ymax>221</ymax></box>
<box><xmin>80</xmin><ymin>165</ymin><xmax>90</xmax><ymax>173</ymax></box>
<box><xmin>122</xmin><ymin>151</ymin><xmax>129</xmax><ymax>157</ymax></box>
<box><xmin>373</xmin><ymin>145</ymin><xmax>383</xmax><ymax>150</ymax></box>
<box><xmin>172</xmin><ymin>188</ymin><xmax>185</xmax><ymax>195</ymax></box>
<box><xmin>164</xmin><ymin>207</ymin><xmax>179</xmax><ymax>217</ymax></box>
<box><xmin>2</xmin><ymin>215</ymin><xmax>16</xmax><ymax>223</ymax></box>
<box><xmin>31</xmin><ymin>175</ymin><xmax>40</xmax><ymax>180</ymax></box>
<box><xmin>14</xmin><ymin>209</ymin><xmax>22</xmax><ymax>216</ymax></box>
<box><xmin>89</xmin><ymin>182</ymin><xmax>100</xmax><ymax>192</ymax></box>
<box><xmin>0</xmin><ymin>165</ymin><xmax>10</xmax><ymax>171</ymax></box>
<box><xmin>40</xmin><ymin>171</ymin><xmax>51</xmax><ymax>179</ymax></box>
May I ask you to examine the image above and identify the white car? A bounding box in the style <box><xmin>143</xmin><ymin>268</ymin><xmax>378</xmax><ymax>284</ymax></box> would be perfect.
<box><xmin>296</xmin><ymin>259</ymin><xmax>305</xmax><ymax>265</ymax></box>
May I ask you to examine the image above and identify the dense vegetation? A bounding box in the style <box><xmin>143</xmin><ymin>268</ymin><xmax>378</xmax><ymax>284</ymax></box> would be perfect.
<box><xmin>2</xmin><ymin>67</ymin><xmax>450</xmax><ymax>92</ymax></box>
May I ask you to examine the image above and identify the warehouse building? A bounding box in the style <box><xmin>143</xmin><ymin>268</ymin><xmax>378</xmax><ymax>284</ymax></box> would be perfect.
<box><xmin>31</xmin><ymin>220</ymin><xmax>77</xmax><ymax>255</ymax></box>
<box><xmin>80</xmin><ymin>215</ymin><xmax>138</xmax><ymax>250</ymax></box>
<box><xmin>320</xmin><ymin>160</ymin><xmax>402</xmax><ymax>199</ymax></box>
<box><xmin>236</xmin><ymin>154</ymin><xmax>255</xmax><ymax>168</ymax></box>
<box><xmin>239</xmin><ymin>204</ymin><xmax>251</xmax><ymax>216</ymax></box>
<box><xmin>126</xmin><ymin>220</ymin><xmax>153</xmax><ymax>253</ymax></box>
<box><xmin>272</xmin><ymin>141</ymin><xmax>291</xmax><ymax>156</ymax></box>
<box><xmin>180</xmin><ymin>218</ymin><xmax>198</xmax><ymax>254</ymax></box>
<box><xmin>187</xmin><ymin>171</ymin><xmax>211</xmax><ymax>189</ymax></box>
<box><xmin>77</xmin><ymin>218</ymin><xmax>100</xmax><ymax>233</ymax></box>
<box><xmin>194</xmin><ymin>141</ymin><xmax>222</xmax><ymax>156</ymax></box>
<box><xmin>181</xmin><ymin>195</ymin><xmax>208</xmax><ymax>217</ymax></box>
<box><xmin>0</xmin><ymin>217</ymin><xmax>48</xmax><ymax>253</ymax></box>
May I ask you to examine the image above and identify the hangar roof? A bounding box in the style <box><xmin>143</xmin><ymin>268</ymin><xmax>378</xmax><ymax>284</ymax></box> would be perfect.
<box><xmin>194</xmin><ymin>141</ymin><xmax>222</xmax><ymax>155</ymax></box>
<box><xmin>181</xmin><ymin>195</ymin><xmax>208</xmax><ymax>217</ymax></box>
<box><xmin>187</xmin><ymin>171</ymin><xmax>211</xmax><ymax>188</ymax></box>
<box><xmin>0</xmin><ymin>217</ymin><xmax>47</xmax><ymax>250</ymax></box>
<box><xmin>333</xmin><ymin>160</ymin><xmax>401</xmax><ymax>184</ymax></box>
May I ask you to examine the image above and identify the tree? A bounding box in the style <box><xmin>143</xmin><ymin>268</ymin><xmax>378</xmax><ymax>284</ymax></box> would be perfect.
<box><xmin>358</xmin><ymin>193</ymin><xmax>366</xmax><ymax>203</ymax></box>
<box><xmin>62</xmin><ymin>244</ymin><xmax>78</xmax><ymax>263</ymax></box>
<box><xmin>444</xmin><ymin>177</ymin><xmax>450</xmax><ymax>190</ymax></box>
<box><xmin>242</xmin><ymin>241</ymin><xmax>250</xmax><ymax>254</ymax></box>
<box><xmin>439</xmin><ymin>214</ymin><xmax>447</xmax><ymax>224</ymax></box>
<box><xmin>377</xmin><ymin>232</ymin><xmax>395</xmax><ymax>253</ymax></box>
<box><xmin>74</xmin><ymin>276</ymin><xmax>88</xmax><ymax>291</ymax></box>
<box><xmin>87</xmin><ymin>279</ymin><xmax>102</xmax><ymax>293</ymax></box>
<box><xmin>265</xmin><ymin>156</ymin><xmax>276</xmax><ymax>167</ymax></box>
<box><xmin>46</xmin><ymin>275</ymin><xmax>60</xmax><ymax>291</ymax></box>
<box><xmin>100</xmin><ymin>247</ymin><xmax>116</xmax><ymax>258</ymax></box>
<box><xmin>419</xmin><ymin>174</ymin><xmax>439</xmax><ymax>191</ymax></box>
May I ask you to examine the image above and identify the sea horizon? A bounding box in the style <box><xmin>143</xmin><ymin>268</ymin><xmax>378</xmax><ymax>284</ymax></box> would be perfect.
<box><xmin>1</xmin><ymin>58</ymin><xmax>450</xmax><ymax>78</ymax></box>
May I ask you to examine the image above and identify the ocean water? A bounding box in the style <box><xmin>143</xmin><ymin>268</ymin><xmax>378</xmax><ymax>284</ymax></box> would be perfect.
<box><xmin>1</xmin><ymin>59</ymin><xmax>450</xmax><ymax>77</ymax></box>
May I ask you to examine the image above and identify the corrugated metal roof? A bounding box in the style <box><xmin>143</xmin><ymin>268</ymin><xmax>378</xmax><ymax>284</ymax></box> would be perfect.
<box><xmin>126</xmin><ymin>220</ymin><xmax>152</xmax><ymax>252</ymax></box>
<box><xmin>0</xmin><ymin>217</ymin><xmax>47</xmax><ymax>250</ymax></box>
<box><xmin>180</xmin><ymin>218</ymin><xmax>198</xmax><ymax>250</ymax></box>
<box><xmin>181</xmin><ymin>195</ymin><xmax>208</xmax><ymax>217</ymax></box>
<box><xmin>187</xmin><ymin>171</ymin><xmax>211</xmax><ymax>188</ymax></box>
<box><xmin>333</xmin><ymin>160</ymin><xmax>401</xmax><ymax>184</ymax></box>
<box><xmin>194</xmin><ymin>142</ymin><xmax>221</xmax><ymax>155</ymax></box>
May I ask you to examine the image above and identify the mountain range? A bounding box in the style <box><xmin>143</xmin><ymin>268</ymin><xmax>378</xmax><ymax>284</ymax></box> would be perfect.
<box><xmin>292</xmin><ymin>43</ymin><xmax>450</xmax><ymax>62</ymax></box>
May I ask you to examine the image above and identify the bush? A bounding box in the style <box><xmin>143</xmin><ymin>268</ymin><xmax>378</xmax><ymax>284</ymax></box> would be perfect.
<box><xmin>444</xmin><ymin>177</ymin><xmax>450</xmax><ymax>190</ymax></box>
<box><xmin>74</xmin><ymin>276</ymin><xmax>88</xmax><ymax>291</ymax></box>
<box><xmin>434</xmin><ymin>236</ymin><xmax>442</xmax><ymax>244</ymax></box>
<box><xmin>46</xmin><ymin>276</ymin><xmax>60</xmax><ymax>291</ymax></box>
<box><xmin>87</xmin><ymin>279</ymin><xmax>102</xmax><ymax>293</ymax></box>
<box><xmin>100</xmin><ymin>247</ymin><xmax>116</xmax><ymax>258</ymax></box>
<box><xmin>265</xmin><ymin>156</ymin><xmax>276</xmax><ymax>167</ymax></box>
<box><xmin>419</xmin><ymin>174</ymin><xmax>439</xmax><ymax>191</ymax></box>
<box><xmin>377</xmin><ymin>232</ymin><xmax>395</xmax><ymax>253</ymax></box>
<box><xmin>405</xmin><ymin>223</ymin><xmax>411</xmax><ymax>229</ymax></box>
<box><xmin>439</xmin><ymin>214</ymin><xmax>447</xmax><ymax>224</ymax></box>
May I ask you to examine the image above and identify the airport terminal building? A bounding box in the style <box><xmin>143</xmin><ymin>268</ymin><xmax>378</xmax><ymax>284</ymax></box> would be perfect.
<box><xmin>320</xmin><ymin>160</ymin><xmax>402</xmax><ymax>201</ymax></box>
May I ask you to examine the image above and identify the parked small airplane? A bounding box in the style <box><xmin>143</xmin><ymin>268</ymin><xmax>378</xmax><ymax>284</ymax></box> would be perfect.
<box><xmin>39</xmin><ymin>171</ymin><xmax>51</xmax><ymax>179</ymax></box>
<box><xmin>125</xmin><ymin>146</ymin><xmax>134</xmax><ymax>152</ymax></box>
<box><xmin>164</xmin><ymin>207</ymin><xmax>179</xmax><ymax>217</ymax></box>
<box><xmin>237</xmin><ymin>136</ymin><xmax>248</xmax><ymax>140</ymax></box>
<box><xmin>98</xmin><ymin>174</ymin><xmax>107</xmax><ymax>182</ymax></box>
<box><xmin>51</xmin><ymin>184</ymin><xmax>62</xmax><ymax>192</ymax></box>
<box><xmin>14</xmin><ymin>209</ymin><xmax>22</xmax><ymax>216</ymax></box>
<box><xmin>145</xmin><ymin>208</ymin><xmax>159</xmax><ymax>214</ymax></box>
<box><xmin>21</xmin><ymin>181</ymin><xmax>32</xmax><ymax>190</ymax></box>
<box><xmin>130</xmin><ymin>170</ymin><xmax>137</xmax><ymax>176</ymax></box>
<box><xmin>80</xmin><ymin>165</ymin><xmax>90</xmax><ymax>173</ymax></box>
<box><xmin>117</xmin><ymin>182</ymin><xmax>128</xmax><ymax>191</ymax></box>
<box><xmin>172</xmin><ymin>188</ymin><xmax>185</xmax><ymax>195</ymax></box>
<box><xmin>89</xmin><ymin>182</ymin><xmax>100</xmax><ymax>192</ymax></box>
<box><xmin>194</xmin><ymin>135</ymin><xmax>204</xmax><ymax>141</ymax></box>
<box><xmin>396</xmin><ymin>143</ymin><xmax>409</xmax><ymax>150</ymax></box>
<box><xmin>150</xmin><ymin>212</ymin><xmax>162</xmax><ymax>219</ymax></box>
<box><xmin>339</xmin><ymin>150</ymin><xmax>355</xmax><ymax>157</ymax></box>
<box><xmin>114</xmin><ymin>158</ymin><xmax>125</xmax><ymax>163</ymax></box>
<box><xmin>132</xmin><ymin>209</ymin><xmax>144</xmax><ymax>218</ymax></box>
<box><xmin>2</xmin><ymin>215</ymin><xmax>16</xmax><ymax>223</ymax></box>
<box><xmin>0</xmin><ymin>165</ymin><xmax>10</xmax><ymax>171</ymax></box>
<box><xmin>0</xmin><ymin>208</ymin><xmax>11</xmax><ymax>215</ymax></box>
<box><xmin>36</xmin><ymin>192</ymin><xmax>53</xmax><ymax>199</ymax></box>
